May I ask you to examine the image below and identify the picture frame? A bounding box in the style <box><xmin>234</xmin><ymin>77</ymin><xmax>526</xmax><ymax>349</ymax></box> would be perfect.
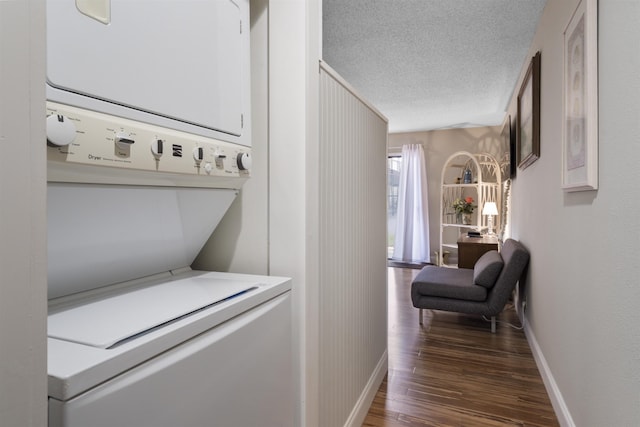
<box><xmin>501</xmin><ymin>114</ymin><xmax>516</xmax><ymax>179</ymax></box>
<box><xmin>517</xmin><ymin>51</ymin><xmax>541</xmax><ymax>170</ymax></box>
<box><xmin>562</xmin><ymin>0</ymin><xmax>598</xmax><ymax>191</ymax></box>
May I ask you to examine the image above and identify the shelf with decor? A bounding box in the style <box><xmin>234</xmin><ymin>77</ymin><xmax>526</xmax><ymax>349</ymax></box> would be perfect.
<box><xmin>438</xmin><ymin>151</ymin><xmax>502</xmax><ymax>268</ymax></box>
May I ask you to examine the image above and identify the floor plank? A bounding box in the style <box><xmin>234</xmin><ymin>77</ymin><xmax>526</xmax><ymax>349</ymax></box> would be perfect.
<box><xmin>362</xmin><ymin>267</ymin><xmax>559</xmax><ymax>427</ymax></box>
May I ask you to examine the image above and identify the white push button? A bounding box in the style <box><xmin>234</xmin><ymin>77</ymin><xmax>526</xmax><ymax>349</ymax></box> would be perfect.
<box><xmin>46</xmin><ymin>114</ymin><xmax>77</xmax><ymax>146</ymax></box>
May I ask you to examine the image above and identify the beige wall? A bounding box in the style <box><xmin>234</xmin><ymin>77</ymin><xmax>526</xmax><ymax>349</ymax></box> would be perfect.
<box><xmin>0</xmin><ymin>0</ymin><xmax>48</xmax><ymax>425</ymax></box>
<box><xmin>389</xmin><ymin>126</ymin><xmax>503</xmax><ymax>260</ymax></box>
<box><xmin>506</xmin><ymin>0</ymin><xmax>640</xmax><ymax>425</ymax></box>
<box><xmin>268</xmin><ymin>1</ymin><xmax>319</xmax><ymax>425</ymax></box>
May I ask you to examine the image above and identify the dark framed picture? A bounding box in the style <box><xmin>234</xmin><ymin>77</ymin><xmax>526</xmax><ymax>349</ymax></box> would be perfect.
<box><xmin>501</xmin><ymin>115</ymin><xmax>516</xmax><ymax>179</ymax></box>
<box><xmin>562</xmin><ymin>0</ymin><xmax>598</xmax><ymax>191</ymax></box>
<box><xmin>517</xmin><ymin>51</ymin><xmax>541</xmax><ymax>170</ymax></box>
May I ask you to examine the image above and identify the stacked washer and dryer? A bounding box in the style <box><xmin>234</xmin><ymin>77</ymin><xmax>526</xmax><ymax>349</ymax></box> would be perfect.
<box><xmin>45</xmin><ymin>1</ymin><xmax>293</xmax><ymax>426</ymax></box>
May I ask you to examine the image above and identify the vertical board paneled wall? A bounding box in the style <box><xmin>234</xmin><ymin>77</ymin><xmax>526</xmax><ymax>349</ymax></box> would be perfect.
<box><xmin>318</xmin><ymin>63</ymin><xmax>388</xmax><ymax>427</ymax></box>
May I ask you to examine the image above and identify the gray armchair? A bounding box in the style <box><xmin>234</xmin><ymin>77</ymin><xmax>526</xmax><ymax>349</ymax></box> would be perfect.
<box><xmin>411</xmin><ymin>238</ymin><xmax>530</xmax><ymax>332</ymax></box>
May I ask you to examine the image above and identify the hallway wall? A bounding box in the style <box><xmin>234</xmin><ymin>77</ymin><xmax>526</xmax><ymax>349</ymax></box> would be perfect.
<box><xmin>507</xmin><ymin>0</ymin><xmax>640</xmax><ymax>425</ymax></box>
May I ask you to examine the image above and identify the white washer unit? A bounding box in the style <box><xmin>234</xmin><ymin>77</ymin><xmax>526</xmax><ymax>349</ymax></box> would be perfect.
<box><xmin>45</xmin><ymin>1</ymin><xmax>293</xmax><ymax>426</ymax></box>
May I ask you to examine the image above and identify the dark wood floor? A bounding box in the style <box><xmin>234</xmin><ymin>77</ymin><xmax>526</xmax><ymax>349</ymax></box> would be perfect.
<box><xmin>362</xmin><ymin>267</ymin><xmax>559</xmax><ymax>427</ymax></box>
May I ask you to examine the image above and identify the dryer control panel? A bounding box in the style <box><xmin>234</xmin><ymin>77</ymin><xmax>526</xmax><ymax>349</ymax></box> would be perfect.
<box><xmin>46</xmin><ymin>102</ymin><xmax>251</xmax><ymax>188</ymax></box>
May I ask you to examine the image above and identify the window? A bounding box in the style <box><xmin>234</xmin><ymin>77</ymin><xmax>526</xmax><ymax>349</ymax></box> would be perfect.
<box><xmin>387</xmin><ymin>156</ymin><xmax>401</xmax><ymax>258</ymax></box>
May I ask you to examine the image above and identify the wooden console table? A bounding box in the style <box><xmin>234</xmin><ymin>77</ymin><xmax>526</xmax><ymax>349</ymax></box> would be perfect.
<box><xmin>457</xmin><ymin>235</ymin><xmax>499</xmax><ymax>269</ymax></box>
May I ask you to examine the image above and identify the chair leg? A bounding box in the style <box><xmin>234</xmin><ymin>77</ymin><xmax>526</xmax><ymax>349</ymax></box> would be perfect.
<box><xmin>491</xmin><ymin>316</ymin><xmax>496</xmax><ymax>333</ymax></box>
<box><xmin>419</xmin><ymin>308</ymin><xmax>423</xmax><ymax>325</ymax></box>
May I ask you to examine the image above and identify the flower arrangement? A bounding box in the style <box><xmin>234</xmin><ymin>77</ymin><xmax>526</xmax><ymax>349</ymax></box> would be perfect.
<box><xmin>453</xmin><ymin>196</ymin><xmax>476</xmax><ymax>214</ymax></box>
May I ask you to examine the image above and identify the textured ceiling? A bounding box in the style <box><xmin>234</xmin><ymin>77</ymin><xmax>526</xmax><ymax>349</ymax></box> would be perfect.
<box><xmin>323</xmin><ymin>0</ymin><xmax>547</xmax><ymax>133</ymax></box>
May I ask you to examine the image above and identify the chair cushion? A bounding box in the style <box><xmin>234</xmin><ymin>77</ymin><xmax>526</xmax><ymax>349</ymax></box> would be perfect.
<box><xmin>473</xmin><ymin>250</ymin><xmax>504</xmax><ymax>288</ymax></box>
<box><xmin>412</xmin><ymin>266</ymin><xmax>486</xmax><ymax>302</ymax></box>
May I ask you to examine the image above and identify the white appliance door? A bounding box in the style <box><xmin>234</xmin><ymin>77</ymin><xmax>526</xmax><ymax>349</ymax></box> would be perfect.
<box><xmin>47</xmin><ymin>0</ymin><xmax>244</xmax><ymax>138</ymax></box>
<box><xmin>47</xmin><ymin>184</ymin><xmax>238</xmax><ymax>299</ymax></box>
<box><xmin>49</xmin><ymin>292</ymin><xmax>293</xmax><ymax>427</ymax></box>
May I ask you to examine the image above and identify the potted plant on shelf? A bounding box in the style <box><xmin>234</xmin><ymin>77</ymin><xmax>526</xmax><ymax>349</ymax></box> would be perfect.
<box><xmin>453</xmin><ymin>196</ymin><xmax>476</xmax><ymax>225</ymax></box>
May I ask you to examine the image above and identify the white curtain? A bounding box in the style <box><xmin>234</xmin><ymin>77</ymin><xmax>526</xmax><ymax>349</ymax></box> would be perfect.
<box><xmin>392</xmin><ymin>144</ymin><xmax>430</xmax><ymax>263</ymax></box>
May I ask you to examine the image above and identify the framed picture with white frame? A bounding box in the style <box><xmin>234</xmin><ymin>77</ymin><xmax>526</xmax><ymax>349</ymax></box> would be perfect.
<box><xmin>562</xmin><ymin>0</ymin><xmax>598</xmax><ymax>191</ymax></box>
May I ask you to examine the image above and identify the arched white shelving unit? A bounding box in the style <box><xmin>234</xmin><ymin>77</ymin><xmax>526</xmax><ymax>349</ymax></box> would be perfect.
<box><xmin>439</xmin><ymin>151</ymin><xmax>502</xmax><ymax>267</ymax></box>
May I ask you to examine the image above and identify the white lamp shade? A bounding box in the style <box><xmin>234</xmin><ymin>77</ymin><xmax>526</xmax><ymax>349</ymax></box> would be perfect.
<box><xmin>482</xmin><ymin>202</ymin><xmax>498</xmax><ymax>216</ymax></box>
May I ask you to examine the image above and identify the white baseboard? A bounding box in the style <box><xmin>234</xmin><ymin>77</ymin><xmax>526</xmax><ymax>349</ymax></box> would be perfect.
<box><xmin>343</xmin><ymin>350</ymin><xmax>388</xmax><ymax>427</ymax></box>
<box><xmin>524</xmin><ymin>321</ymin><xmax>575</xmax><ymax>427</ymax></box>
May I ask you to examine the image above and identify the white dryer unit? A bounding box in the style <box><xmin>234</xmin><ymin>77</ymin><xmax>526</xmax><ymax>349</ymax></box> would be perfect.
<box><xmin>45</xmin><ymin>1</ymin><xmax>292</xmax><ymax>426</ymax></box>
<box><xmin>47</xmin><ymin>0</ymin><xmax>251</xmax><ymax>147</ymax></box>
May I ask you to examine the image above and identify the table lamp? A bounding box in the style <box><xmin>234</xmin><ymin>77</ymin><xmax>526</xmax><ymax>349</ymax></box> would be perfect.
<box><xmin>482</xmin><ymin>202</ymin><xmax>498</xmax><ymax>236</ymax></box>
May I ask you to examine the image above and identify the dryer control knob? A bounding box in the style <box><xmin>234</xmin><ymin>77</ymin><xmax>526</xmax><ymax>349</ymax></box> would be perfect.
<box><xmin>204</xmin><ymin>162</ymin><xmax>213</xmax><ymax>174</ymax></box>
<box><xmin>193</xmin><ymin>147</ymin><xmax>204</xmax><ymax>162</ymax></box>
<box><xmin>237</xmin><ymin>152</ymin><xmax>251</xmax><ymax>171</ymax></box>
<box><xmin>151</xmin><ymin>138</ymin><xmax>164</xmax><ymax>157</ymax></box>
<box><xmin>46</xmin><ymin>113</ymin><xmax>77</xmax><ymax>146</ymax></box>
<box><xmin>115</xmin><ymin>132</ymin><xmax>135</xmax><ymax>149</ymax></box>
